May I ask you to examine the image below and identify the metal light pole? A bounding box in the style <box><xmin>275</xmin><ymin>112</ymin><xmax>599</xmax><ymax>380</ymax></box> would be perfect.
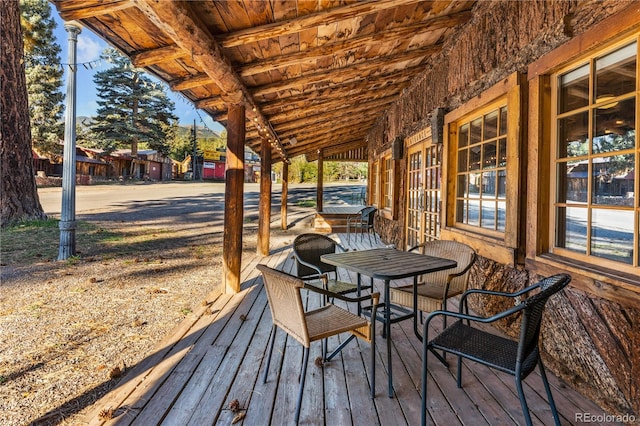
<box><xmin>58</xmin><ymin>22</ymin><xmax>82</xmax><ymax>260</ymax></box>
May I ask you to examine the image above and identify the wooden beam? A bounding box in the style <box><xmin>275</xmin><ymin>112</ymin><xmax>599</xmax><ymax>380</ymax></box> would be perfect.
<box><xmin>223</xmin><ymin>104</ymin><xmax>245</xmax><ymax>294</ymax></box>
<box><xmin>281</xmin><ymin>162</ymin><xmax>288</xmax><ymax>230</ymax></box>
<box><xmin>131</xmin><ymin>45</ymin><xmax>186</xmax><ymax>68</ymax></box>
<box><xmin>131</xmin><ymin>0</ymin><xmax>287</xmax><ymax>160</ymax></box>
<box><xmin>215</xmin><ymin>0</ymin><xmax>425</xmax><ymax>48</ymax></box>
<box><xmin>54</xmin><ymin>0</ymin><xmax>132</xmax><ymax>21</ymax></box>
<box><xmin>170</xmin><ymin>73</ymin><xmax>213</xmax><ymax>91</ymax></box>
<box><xmin>258</xmin><ymin>138</ymin><xmax>272</xmax><ymax>256</ymax></box>
<box><xmin>238</xmin><ymin>43</ymin><xmax>441</xmax><ymax>78</ymax></box>
<box><xmin>195</xmin><ymin>96</ymin><xmax>225</xmax><ymax>110</ymax></box>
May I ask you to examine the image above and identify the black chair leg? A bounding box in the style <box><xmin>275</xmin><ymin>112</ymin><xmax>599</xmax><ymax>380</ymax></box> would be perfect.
<box><xmin>421</xmin><ymin>332</ymin><xmax>429</xmax><ymax>426</ymax></box>
<box><xmin>515</xmin><ymin>375</ymin><xmax>533</xmax><ymax>426</ymax></box>
<box><xmin>263</xmin><ymin>325</ymin><xmax>277</xmax><ymax>384</ymax></box>
<box><xmin>295</xmin><ymin>347</ymin><xmax>310</xmax><ymax>424</ymax></box>
<box><xmin>370</xmin><ymin>324</ymin><xmax>376</xmax><ymax>398</ymax></box>
<box><xmin>539</xmin><ymin>360</ymin><xmax>561</xmax><ymax>426</ymax></box>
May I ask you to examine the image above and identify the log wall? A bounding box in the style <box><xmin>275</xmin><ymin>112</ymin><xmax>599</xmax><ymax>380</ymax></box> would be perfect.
<box><xmin>368</xmin><ymin>0</ymin><xmax>638</xmax><ymax>419</ymax></box>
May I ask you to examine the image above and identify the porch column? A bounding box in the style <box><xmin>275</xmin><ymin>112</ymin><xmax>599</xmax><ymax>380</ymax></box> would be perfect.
<box><xmin>223</xmin><ymin>103</ymin><xmax>245</xmax><ymax>293</ymax></box>
<box><xmin>58</xmin><ymin>22</ymin><xmax>81</xmax><ymax>261</ymax></box>
<box><xmin>316</xmin><ymin>148</ymin><xmax>323</xmax><ymax>212</ymax></box>
<box><xmin>281</xmin><ymin>161</ymin><xmax>288</xmax><ymax>230</ymax></box>
<box><xmin>257</xmin><ymin>138</ymin><xmax>272</xmax><ymax>255</ymax></box>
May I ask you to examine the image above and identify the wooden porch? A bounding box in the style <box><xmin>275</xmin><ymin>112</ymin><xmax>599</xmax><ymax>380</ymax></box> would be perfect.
<box><xmin>83</xmin><ymin>234</ymin><xmax>614</xmax><ymax>426</ymax></box>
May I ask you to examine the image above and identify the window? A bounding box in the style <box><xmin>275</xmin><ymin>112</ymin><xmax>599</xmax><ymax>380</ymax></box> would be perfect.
<box><xmin>455</xmin><ymin>105</ymin><xmax>508</xmax><ymax>233</ymax></box>
<box><xmin>442</xmin><ymin>73</ymin><xmax>524</xmax><ymax>265</ymax></box>
<box><xmin>551</xmin><ymin>40</ymin><xmax>638</xmax><ymax>270</ymax></box>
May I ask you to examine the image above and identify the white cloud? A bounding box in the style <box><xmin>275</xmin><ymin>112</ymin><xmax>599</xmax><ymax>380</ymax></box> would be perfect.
<box><xmin>77</xmin><ymin>34</ymin><xmax>103</xmax><ymax>63</ymax></box>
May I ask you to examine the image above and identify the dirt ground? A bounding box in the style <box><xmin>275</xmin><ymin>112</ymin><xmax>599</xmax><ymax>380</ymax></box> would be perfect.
<box><xmin>0</xmin><ymin>182</ymin><xmax>348</xmax><ymax>425</ymax></box>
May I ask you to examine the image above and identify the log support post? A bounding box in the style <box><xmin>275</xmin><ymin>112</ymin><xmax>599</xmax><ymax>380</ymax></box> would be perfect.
<box><xmin>223</xmin><ymin>104</ymin><xmax>245</xmax><ymax>293</ymax></box>
<box><xmin>257</xmin><ymin>138</ymin><xmax>272</xmax><ymax>256</ymax></box>
<box><xmin>281</xmin><ymin>161</ymin><xmax>288</xmax><ymax>230</ymax></box>
<box><xmin>316</xmin><ymin>149</ymin><xmax>324</xmax><ymax>212</ymax></box>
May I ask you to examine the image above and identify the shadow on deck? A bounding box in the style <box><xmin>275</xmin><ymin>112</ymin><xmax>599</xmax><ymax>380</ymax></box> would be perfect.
<box><xmin>80</xmin><ymin>233</ymin><xmax>615</xmax><ymax>426</ymax></box>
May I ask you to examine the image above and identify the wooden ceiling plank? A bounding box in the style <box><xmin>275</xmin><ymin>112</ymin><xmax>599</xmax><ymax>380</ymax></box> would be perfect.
<box><xmin>131</xmin><ymin>44</ymin><xmax>187</xmax><ymax>67</ymax></box>
<box><xmin>216</xmin><ymin>0</ymin><xmax>425</xmax><ymax>48</ymax></box>
<box><xmin>253</xmin><ymin>64</ymin><xmax>420</xmax><ymax>99</ymax></box>
<box><xmin>236</xmin><ymin>11</ymin><xmax>466</xmax><ymax>77</ymax></box>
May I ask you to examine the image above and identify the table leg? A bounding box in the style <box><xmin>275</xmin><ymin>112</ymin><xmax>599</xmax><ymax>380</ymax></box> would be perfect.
<box><xmin>385</xmin><ymin>278</ymin><xmax>393</xmax><ymax>398</ymax></box>
<box><xmin>357</xmin><ymin>273</ymin><xmax>362</xmax><ymax>316</ymax></box>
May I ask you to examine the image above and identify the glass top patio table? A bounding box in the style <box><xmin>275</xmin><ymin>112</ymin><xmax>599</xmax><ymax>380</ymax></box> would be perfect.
<box><xmin>321</xmin><ymin>247</ymin><xmax>457</xmax><ymax>397</ymax></box>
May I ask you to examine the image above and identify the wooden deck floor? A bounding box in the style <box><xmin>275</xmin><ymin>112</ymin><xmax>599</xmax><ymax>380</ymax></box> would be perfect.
<box><xmin>84</xmin><ymin>234</ymin><xmax>615</xmax><ymax>426</ymax></box>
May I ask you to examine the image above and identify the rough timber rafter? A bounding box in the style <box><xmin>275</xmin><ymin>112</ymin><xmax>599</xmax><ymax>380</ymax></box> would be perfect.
<box><xmin>51</xmin><ymin>0</ymin><xmax>477</xmax><ymax>160</ymax></box>
<box><xmin>131</xmin><ymin>45</ymin><xmax>187</xmax><ymax>68</ymax></box>
<box><xmin>130</xmin><ymin>0</ymin><xmax>287</xmax><ymax>160</ymax></box>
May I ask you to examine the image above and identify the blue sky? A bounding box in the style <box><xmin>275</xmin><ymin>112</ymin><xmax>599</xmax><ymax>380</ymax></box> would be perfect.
<box><xmin>51</xmin><ymin>10</ymin><xmax>224</xmax><ymax>133</ymax></box>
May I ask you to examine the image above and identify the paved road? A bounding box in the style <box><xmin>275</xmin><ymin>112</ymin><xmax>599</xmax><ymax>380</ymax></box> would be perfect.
<box><xmin>37</xmin><ymin>181</ymin><xmax>365</xmax><ymax>223</ymax></box>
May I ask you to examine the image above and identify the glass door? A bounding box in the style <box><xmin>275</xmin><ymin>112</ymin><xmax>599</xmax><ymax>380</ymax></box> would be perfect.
<box><xmin>405</xmin><ymin>134</ymin><xmax>442</xmax><ymax>248</ymax></box>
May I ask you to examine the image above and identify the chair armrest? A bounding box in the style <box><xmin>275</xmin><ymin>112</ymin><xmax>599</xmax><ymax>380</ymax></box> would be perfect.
<box><xmin>459</xmin><ymin>279</ymin><xmax>541</xmax><ymax>309</ymax></box>
<box><xmin>423</xmin><ymin>303</ymin><xmax>525</xmax><ymax>339</ymax></box>
<box><xmin>303</xmin><ymin>279</ymin><xmax>379</xmax><ymax>305</ymax></box>
<box><xmin>294</xmin><ymin>256</ymin><xmax>323</xmax><ymax>277</ymax></box>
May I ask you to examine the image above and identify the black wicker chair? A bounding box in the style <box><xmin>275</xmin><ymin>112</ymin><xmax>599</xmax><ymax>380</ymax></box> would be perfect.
<box><xmin>346</xmin><ymin>206</ymin><xmax>377</xmax><ymax>244</ymax></box>
<box><xmin>420</xmin><ymin>273</ymin><xmax>572</xmax><ymax>426</ymax></box>
<box><xmin>293</xmin><ymin>233</ymin><xmax>371</xmax><ymax>298</ymax></box>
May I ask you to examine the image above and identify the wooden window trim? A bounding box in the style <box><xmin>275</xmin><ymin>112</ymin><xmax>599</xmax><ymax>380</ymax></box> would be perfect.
<box><xmin>441</xmin><ymin>72</ymin><xmax>525</xmax><ymax>266</ymax></box>
<box><xmin>526</xmin><ymin>8</ymin><xmax>640</xmax><ymax>301</ymax></box>
<box><xmin>379</xmin><ymin>150</ymin><xmax>398</xmax><ymax>220</ymax></box>
<box><xmin>369</xmin><ymin>159</ymin><xmax>379</xmax><ymax>208</ymax></box>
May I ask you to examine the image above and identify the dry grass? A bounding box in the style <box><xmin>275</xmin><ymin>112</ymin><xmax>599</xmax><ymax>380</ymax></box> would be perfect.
<box><xmin>0</xmin><ymin>218</ymin><xmax>226</xmax><ymax>425</ymax></box>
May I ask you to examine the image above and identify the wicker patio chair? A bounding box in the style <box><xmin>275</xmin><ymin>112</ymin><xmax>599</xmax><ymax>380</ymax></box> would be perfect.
<box><xmin>346</xmin><ymin>206</ymin><xmax>377</xmax><ymax>244</ymax></box>
<box><xmin>420</xmin><ymin>273</ymin><xmax>572</xmax><ymax>426</ymax></box>
<box><xmin>257</xmin><ymin>264</ymin><xmax>379</xmax><ymax>424</ymax></box>
<box><xmin>293</xmin><ymin>233</ymin><xmax>371</xmax><ymax>297</ymax></box>
<box><xmin>389</xmin><ymin>240</ymin><xmax>476</xmax><ymax>339</ymax></box>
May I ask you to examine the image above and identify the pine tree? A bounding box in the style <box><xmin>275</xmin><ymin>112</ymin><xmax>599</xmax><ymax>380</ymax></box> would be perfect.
<box><xmin>90</xmin><ymin>49</ymin><xmax>177</xmax><ymax>158</ymax></box>
<box><xmin>20</xmin><ymin>0</ymin><xmax>64</xmax><ymax>154</ymax></box>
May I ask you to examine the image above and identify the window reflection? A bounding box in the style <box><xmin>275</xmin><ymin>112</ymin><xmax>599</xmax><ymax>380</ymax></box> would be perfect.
<box><xmin>591</xmin><ymin>209</ymin><xmax>634</xmax><ymax>264</ymax></box>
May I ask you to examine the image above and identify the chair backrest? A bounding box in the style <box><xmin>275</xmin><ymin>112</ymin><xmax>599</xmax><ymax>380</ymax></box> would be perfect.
<box><xmin>293</xmin><ymin>233</ymin><xmax>339</xmax><ymax>278</ymax></box>
<box><xmin>410</xmin><ymin>240</ymin><xmax>476</xmax><ymax>294</ymax></box>
<box><xmin>516</xmin><ymin>273</ymin><xmax>571</xmax><ymax>375</ymax></box>
<box><xmin>257</xmin><ymin>264</ymin><xmax>310</xmax><ymax>347</ymax></box>
<box><xmin>363</xmin><ymin>206</ymin><xmax>376</xmax><ymax>226</ymax></box>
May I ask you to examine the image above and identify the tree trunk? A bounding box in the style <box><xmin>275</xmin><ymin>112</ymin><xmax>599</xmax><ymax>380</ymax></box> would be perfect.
<box><xmin>1</xmin><ymin>0</ymin><xmax>45</xmax><ymax>227</ymax></box>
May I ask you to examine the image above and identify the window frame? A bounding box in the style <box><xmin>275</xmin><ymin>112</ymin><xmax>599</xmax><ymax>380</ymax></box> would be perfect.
<box><xmin>549</xmin><ymin>39</ymin><xmax>638</xmax><ymax>274</ymax></box>
<box><xmin>369</xmin><ymin>159</ymin><xmax>379</xmax><ymax>208</ymax></box>
<box><xmin>441</xmin><ymin>72</ymin><xmax>526</xmax><ymax>266</ymax></box>
<box><xmin>527</xmin><ymin>12</ymin><xmax>640</xmax><ymax>297</ymax></box>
